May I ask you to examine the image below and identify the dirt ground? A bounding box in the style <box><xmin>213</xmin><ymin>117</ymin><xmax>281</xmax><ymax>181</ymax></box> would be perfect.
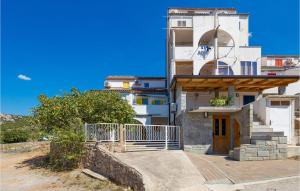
<box><xmin>0</xmin><ymin>151</ymin><xmax>129</xmax><ymax>191</ymax></box>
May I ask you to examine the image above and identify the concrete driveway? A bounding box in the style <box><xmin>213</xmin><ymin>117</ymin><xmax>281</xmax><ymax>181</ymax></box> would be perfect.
<box><xmin>115</xmin><ymin>150</ymin><xmax>208</xmax><ymax>191</ymax></box>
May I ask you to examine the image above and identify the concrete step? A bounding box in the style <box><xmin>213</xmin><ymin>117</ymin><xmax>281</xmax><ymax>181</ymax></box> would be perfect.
<box><xmin>253</xmin><ymin>121</ymin><xmax>262</xmax><ymax>126</ymax></box>
<box><xmin>252</xmin><ymin>127</ymin><xmax>273</xmax><ymax>132</ymax></box>
<box><xmin>252</xmin><ymin>131</ymin><xmax>284</xmax><ymax>137</ymax></box>
<box><xmin>253</xmin><ymin>124</ymin><xmax>269</xmax><ymax>129</ymax></box>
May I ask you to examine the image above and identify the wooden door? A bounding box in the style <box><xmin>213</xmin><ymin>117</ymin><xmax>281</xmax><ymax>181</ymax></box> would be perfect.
<box><xmin>234</xmin><ymin>120</ymin><xmax>240</xmax><ymax>147</ymax></box>
<box><xmin>213</xmin><ymin>115</ymin><xmax>230</xmax><ymax>154</ymax></box>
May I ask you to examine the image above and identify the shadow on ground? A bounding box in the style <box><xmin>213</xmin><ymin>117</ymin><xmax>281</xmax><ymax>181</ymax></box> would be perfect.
<box><xmin>16</xmin><ymin>154</ymin><xmax>50</xmax><ymax>170</ymax></box>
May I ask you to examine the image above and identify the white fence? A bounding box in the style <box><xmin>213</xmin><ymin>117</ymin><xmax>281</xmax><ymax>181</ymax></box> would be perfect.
<box><xmin>85</xmin><ymin>123</ymin><xmax>119</xmax><ymax>142</ymax></box>
<box><xmin>124</xmin><ymin>124</ymin><xmax>180</xmax><ymax>142</ymax></box>
<box><xmin>84</xmin><ymin>123</ymin><xmax>181</xmax><ymax>151</ymax></box>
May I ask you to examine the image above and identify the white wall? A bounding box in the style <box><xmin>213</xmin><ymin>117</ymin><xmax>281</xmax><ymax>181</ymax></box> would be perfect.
<box><xmin>169</xmin><ymin>13</ymin><xmax>261</xmax><ymax>79</ymax></box>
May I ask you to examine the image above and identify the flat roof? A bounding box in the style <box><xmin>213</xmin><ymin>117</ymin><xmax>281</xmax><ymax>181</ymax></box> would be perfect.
<box><xmin>106</xmin><ymin>76</ymin><xmax>166</xmax><ymax>81</ymax></box>
<box><xmin>262</xmin><ymin>55</ymin><xmax>300</xmax><ymax>58</ymax></box>
<box><xmin>171</xmin><ymin>75</ymin><xmax>300</xmax><ymax>92</ymax></box>
<box><xmin>101</xmin><ymin>88</ymin><xmax>168</xmax><ymax>94</ymax></box>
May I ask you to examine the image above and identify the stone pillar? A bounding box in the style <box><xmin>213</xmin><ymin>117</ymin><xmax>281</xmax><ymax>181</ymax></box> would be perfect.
<box><xmin>119</xmin><ymin>124</ymin><xmax>125</xmax><ymax>152</ymax></box>
<box><xmin>228</xmin><ymin>86</ymin><xmax>236</xmax><ymax>105</ymax></box>
<box><xmin>230</xmin><ymin>113</ymin><xmax>235</xmax><ymax>150</ymax></box>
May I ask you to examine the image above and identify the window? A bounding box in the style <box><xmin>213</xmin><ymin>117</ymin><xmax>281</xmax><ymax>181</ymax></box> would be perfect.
<box><xmin>218</xmin><ymin>61</ymin><xmax>233</xmax><ymax>75</ymax></box>
<box><xmin>221</xmin><ymin>119</ymin><xmax>226</xmax><ymax>136</ymax></box>
<box><xmin>270</xmin><ymin>100</ymin><xmax>290</xmax><ymax>106</ymax></box>
<box><xmin>275</xmin><ymin>59</ymin><xmax>283</xmax><ymax>67</ymax></box>
<box><xmin>214</xmin><ymin>119</ymin><xmax>219</xmax><ymax>136</ymax></box>
<box><xmin>135</xmin><ymin>96</ymin><xmax>148</xmax><ymax>105</ymax></box>
<box><xmin>241</xmin><ymin>61</ymin><xmax>257</xmax><ymax>75</ymax></box>
<box><xmin>177</xmin><ymin>20</ymin><xmax>186</xmax><ymax>27</ymax></box>
<box><xmin>144</xmin><ymin>83</ymin><xmax>149</xmax><ymax>88</ymax></box>
<box><xmin>151</xmin><ymin>99</ymin><xmax>165</xmax><ymax>105</ymax></box>
<box><xmin>243</xmin><ymin>95</ymin><xmax>255</xmax><ymax>105</ymax></box>
<box><xmin>123</xmin><ymin>81</ymin><xmax>129</xmax><ymax>89</ymax></box>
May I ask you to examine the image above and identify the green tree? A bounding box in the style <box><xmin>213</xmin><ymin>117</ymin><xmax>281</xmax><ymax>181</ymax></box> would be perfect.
<box><xmin>32</xmin><ymin>88</ymin><xmax>136</xmax><ymax>133</ymax></box>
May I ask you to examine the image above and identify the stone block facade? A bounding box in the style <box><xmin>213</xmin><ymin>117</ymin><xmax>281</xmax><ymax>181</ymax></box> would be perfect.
<box><xmin>176</xmin><ymin>112</ymin><xmax>213</xmax><ymax>154</ymax></box>
<box><xmin>83</xmin><ymin>143</ymin><xmax>144</xmax><ymax>191</ymax></box>
<box><xmin>232</xmin><ymin>136</ymin><xmax>288</xmax><ymax>161</ymax></box>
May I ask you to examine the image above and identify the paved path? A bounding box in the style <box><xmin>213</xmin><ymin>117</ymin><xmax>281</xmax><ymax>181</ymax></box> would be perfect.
<box><xmin>186</xmin><ymin>152</ymin><xmax>300</xmax><ymax>183</ymax></box>
<box><xmin>115</xmin><ymin>150</ymin><xmax>208</xmax><ymax>191</ymax></box>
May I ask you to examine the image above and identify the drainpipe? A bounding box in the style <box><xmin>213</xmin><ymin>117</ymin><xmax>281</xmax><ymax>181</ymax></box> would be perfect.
<box><xmin>214</xmin><ymin>9</ymin><xmax>219</xmax><ymax>75</ymax></box>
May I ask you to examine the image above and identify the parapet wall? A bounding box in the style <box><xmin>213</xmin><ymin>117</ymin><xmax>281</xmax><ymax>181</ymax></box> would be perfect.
<box><xmin>233</xmin><ymin>136</ymin><xmax>287</xmax><ymax>161</ymax></box>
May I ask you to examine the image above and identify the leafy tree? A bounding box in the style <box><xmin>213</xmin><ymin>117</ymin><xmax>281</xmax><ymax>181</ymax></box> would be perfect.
<box><xmin>31</xmin><ymin>88</ymin><xmax>136</xmax><ymax>170</ymax></box>
<box><xmin>32</xmin><ymin>88</ymin><xmax>136</xmax><ymax>133</ymax></box>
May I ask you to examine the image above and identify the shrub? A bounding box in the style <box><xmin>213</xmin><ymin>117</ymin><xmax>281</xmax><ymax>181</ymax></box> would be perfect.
<box><xmin>209</xmin><ymin>96</ymin><xmax>232</xmax><ymax>107</ymax></box>
<box><xmin>0</xmin><ymin>126</ymin><xmax>30</xmax><ymax>143</ymax></box>
<box><xmin>49</xmin><ymin>127</ymin><xmax>85</xmax><ymax>171</ymax></box>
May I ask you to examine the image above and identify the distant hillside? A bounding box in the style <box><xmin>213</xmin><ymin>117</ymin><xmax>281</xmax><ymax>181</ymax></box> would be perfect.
<box><xmin>0</xmin><ymin>114</ymin><xmax>27</xmax><ymax>125</ymax></box>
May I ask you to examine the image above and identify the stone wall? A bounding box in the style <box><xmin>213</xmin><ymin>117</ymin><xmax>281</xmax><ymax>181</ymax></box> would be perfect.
<box><xmin>0</xmin><ymin>141</ymin><xmax>50</xmax><ymax>153</ymax></box>
<box><xmin>235</xmin><ymin>103</ymin><xmax>253</xmax><ymax>144</ymax></box>
<box><xmin>83</xmin><ymin>143</ymin><xmax>144</xmax><ymax>191</ymax></box>
<box><xmin>232</xmin><ymin>136</ymin><xmax>287</xmax><ymax>161</ymax></box>
<box><xmin>176</xmin><ymin>112</ymin><xmax>213</xmax><ymax>154</ymax></box>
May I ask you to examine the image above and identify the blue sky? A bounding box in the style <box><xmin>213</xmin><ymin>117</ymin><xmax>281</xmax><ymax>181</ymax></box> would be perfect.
<box><xmin>1</xmin><ymin>0</ymin><xmax>299</xmax><ymax>115</ymax></box>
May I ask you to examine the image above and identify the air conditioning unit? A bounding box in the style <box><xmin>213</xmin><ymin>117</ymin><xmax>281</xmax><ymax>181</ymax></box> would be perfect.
<box><xmin>170</xmin><ymin>103</ymin><xmax>177</xmax><ymax>113</ymax></box>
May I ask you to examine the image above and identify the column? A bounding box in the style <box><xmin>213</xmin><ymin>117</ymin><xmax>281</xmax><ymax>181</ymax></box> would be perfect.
<box><xmin>228</xmin><ymin>86</ymin><xmax>236</xmax><ymax>106</ymax></box>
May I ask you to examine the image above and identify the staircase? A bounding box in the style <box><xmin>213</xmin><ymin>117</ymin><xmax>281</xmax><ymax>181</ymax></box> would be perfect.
<box><xmin>231</xmin><ymin>113</ymin><xmax>287</xmax><ymax>161</ymax></box>
<box><xmin>125</xmin><ymin>141</ymin><xmax>180</xmax><ymax>152</ymax></box>
<box><xmin>252</xmin><ymin>114</ymin><xmax>273</xmax><ymax>133</ymax></box>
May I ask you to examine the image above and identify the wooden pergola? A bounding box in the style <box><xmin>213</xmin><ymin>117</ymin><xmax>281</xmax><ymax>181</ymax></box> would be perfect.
<box><xmin>171</xmin><ymin>75</ymin><xmax>300</xmax><ymax>92</ymax></box>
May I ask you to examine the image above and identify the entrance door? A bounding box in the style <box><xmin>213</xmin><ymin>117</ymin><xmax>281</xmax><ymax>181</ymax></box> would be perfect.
<box><xmin>213</xmin><ymin>115</ymin><xmax>230</xmax><ymax>154</ymax></box>
<box><xmin>234</xmin><ymin>120</ymin><xmax>240</xmax><ymax>147</ymax></box>
<box><xmin>269</xmin><ymin>100</ymin><xmax>291</xmax><ymax>144</ymax></box>
<box><xmin>243</xmin><ymin>95</ymin><xmax>255</xmax><ymax>105</ymax></box>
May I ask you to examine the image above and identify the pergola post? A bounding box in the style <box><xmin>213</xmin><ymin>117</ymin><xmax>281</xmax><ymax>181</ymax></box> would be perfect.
<box><xmin>228</xmin><ymin>86</ymin><xmax>235</xmax><ymax>105</ymax></box>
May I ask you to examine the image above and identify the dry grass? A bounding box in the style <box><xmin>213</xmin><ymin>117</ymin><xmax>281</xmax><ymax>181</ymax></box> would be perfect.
<box><xmin>1</xmin><ymin>150</ymin><xmax>131</xmax><ymax>191</ymax></box>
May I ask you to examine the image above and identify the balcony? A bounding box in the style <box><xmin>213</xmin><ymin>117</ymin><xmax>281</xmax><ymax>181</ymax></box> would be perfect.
<box><xmin>174</xmin><ymin>46</ymin><xmax>235</xmax><ymax>61</ymax></box>
<box><xmin>132</xmin><ymin>104</ymin><xmax>169</xmax><ymax>117</ymax></box>
<box><xmin>175</xmin><ymin>46</ymin><xmax>194</xmax><ymax>60</ymax></box>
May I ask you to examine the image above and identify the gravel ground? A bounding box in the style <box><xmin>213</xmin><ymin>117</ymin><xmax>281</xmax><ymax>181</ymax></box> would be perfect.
<box><xmin>0</xmin><ymin>151</ymin><xmax>129</xmax><ymax>191</ymax></box>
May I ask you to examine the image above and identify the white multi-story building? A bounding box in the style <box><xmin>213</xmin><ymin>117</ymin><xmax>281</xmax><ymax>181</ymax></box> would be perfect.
<box><xmin>166</xmin><ymin>8</ymin><xmax>299</xmax><ymax>155</ymax></box>
<box><xmin>104</xmin><ymin>76</ymin><xmax>169</xmax><ymax>125</ymax></box>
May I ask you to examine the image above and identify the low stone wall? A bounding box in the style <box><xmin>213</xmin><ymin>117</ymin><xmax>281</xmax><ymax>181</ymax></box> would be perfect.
<box><xmin>233</xmin><ymin>136</ymin><xmax>287</xmax><ymax>161</ymax></box>
<box><xmin>83</xmin><ymin>143</ymin><xmax>144</xmax><ymax>191</ymax></box>
<box><xmin>0</xmin><ymin>141</ymin><xmax>50</xmax><ymax>153</ymax></box>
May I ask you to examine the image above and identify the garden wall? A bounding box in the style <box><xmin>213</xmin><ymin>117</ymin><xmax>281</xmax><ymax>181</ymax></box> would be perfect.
<box><xmin>83</xmin><ymin>143</ymin><xmax>145</xmax><ymax>191</ymax></box>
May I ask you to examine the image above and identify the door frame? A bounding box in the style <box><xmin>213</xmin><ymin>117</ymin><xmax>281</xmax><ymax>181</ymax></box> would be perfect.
<box><xmin>212</xmin><ymin>114</ymin><xmax>231</xmax><ymax>154</ymax></box>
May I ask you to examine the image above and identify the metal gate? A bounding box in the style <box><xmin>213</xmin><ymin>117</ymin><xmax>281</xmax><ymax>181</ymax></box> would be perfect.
<box><xmin>85</xmin><ymin>123</ymin><xmax>181</xmax><ymax>151</ymax></box>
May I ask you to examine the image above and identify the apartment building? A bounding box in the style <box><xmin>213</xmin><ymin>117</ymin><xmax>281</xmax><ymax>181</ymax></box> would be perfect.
<box><xmin>166</xmin><ymin>8</ymin><xmax>299</xmax><ymax>157</ymax></box>
<box><xmin>104</xmin><ymin>76</ymin><xmax>169</xmax><ymax>125</ymax></box>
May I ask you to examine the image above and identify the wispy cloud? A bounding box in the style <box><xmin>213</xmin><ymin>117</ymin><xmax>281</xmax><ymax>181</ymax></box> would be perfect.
<box><xmin>17</xmin><ymin>74</ymin><xmax>31</xmax><ymax>81</ymax></box>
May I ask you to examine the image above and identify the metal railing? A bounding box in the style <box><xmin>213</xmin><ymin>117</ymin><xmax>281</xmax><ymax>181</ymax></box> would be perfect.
<box><xmin>124</xmin><ymin>124</ymin><xmax>180</xmax><ymax>142</ymax></box>
<box><xmin>85</xmin><ymin>123</ymin><xmax>119</xmax><ymax>142</ymax></box>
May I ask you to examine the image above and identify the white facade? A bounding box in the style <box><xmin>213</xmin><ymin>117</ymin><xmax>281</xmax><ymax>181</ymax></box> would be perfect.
<box><xmin>167</xmin><ymin>8</ymin><xmax>261</xmax><ymax>85</ymax></box>
<box><xmin>104</xmin><ymin>76</ymin><xmax>169</xmax><ymax>125</ymax></box>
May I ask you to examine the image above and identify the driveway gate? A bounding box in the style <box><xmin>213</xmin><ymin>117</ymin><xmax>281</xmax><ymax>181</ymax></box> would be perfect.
<box><xmin>85</xmin><ymin>123</ymin><xmax>181</xmax><ymax>151</ymax></box>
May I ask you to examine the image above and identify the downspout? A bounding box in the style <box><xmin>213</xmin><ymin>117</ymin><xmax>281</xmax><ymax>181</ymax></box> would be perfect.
<box><xmin>214</xmin><ymin>9</ymin><xmax>219</xmax><ymax>75</ymax></box>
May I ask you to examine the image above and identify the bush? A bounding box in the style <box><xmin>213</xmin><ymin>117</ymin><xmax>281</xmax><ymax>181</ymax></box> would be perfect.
<box><xmin>0</xmin><ymin>126</ymin><xmax>30</xmax><ymax>143</ymax></box>
<box><xmin>49</xmin><ymin>127</ymin><xmax>85</xmax><ymax>171</ymax></box>
<box><xmin>209</xmin><ymin>96</ymin><xmax>232</xmax><ymax>106</ymax></box>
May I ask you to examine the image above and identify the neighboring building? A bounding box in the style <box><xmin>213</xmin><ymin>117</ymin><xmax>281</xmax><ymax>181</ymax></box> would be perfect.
<box><xmin>261</xmin><ymin>55</ymin><xmax>300</xmax><ymax>95</ymax></box>
<box><xmin>166</xmin><ymin>7</ymin><xmax>299</xmax><ymax>156</ymax></box>
<box><xmin>104</xmin><ymin>76</ymin><xmax>169</xmax><ymax>125</ymax></box>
